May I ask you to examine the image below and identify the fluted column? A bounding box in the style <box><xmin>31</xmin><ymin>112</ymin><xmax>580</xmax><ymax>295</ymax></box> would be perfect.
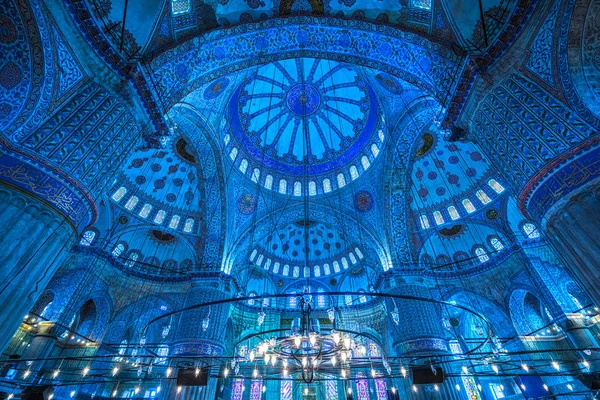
<box><xmin>545</xmin><ymin>186</ymin><xmax>600</xmax><ymax>306</ymax></box>
<box><xmin>0</xmin><ymin>184</ymin><xmax>75</xmax><ymax>353</ymax></box>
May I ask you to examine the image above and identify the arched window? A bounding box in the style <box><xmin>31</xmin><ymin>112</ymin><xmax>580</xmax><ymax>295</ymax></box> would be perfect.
<box><xmin>223</xmin><ymin>134</ymin><xmax>230</xmax><ymax>146</ymax></box>
<box><xmin>488</xmin><ymin>179</ymin><xmax>505</xmax><ymax>193</ymax></box>
<box><xmin>112</xmin><ymin>187</ymin><xmax>126</xmax><ymax>202</ymax></box>
<box><xmin>355</xmin><ymin>247</ymin><xmax>364</xmax><ymax>259</ymax></box>
<box><xmin>523</xmin><ymin>223</ymin><xmax>540</xmax><ymax>239</ymax></box>
<box><xmin>308</xmin><ymin>181</ymin><xmax>317</xmax><ymax>196</ymax></box>
<box><xmin>289</xmin><ymin>292</ymin><xmax>297</xmax><ymax>308</ymax></box>
<box><xmin>124</xmin><ymin>196</ymin><xmax>138</xmax><ymax>210</ymax></box>
<box><xmin>293</xmin><ymin>181</ymin><xmax>302</xmax><ymax>196</ymax></box>
<box><xmin>323</xmin><ymin>178</ymin><xmax>332</xmax><ymax>193</ymax></box>
<box><xmin>375</xmin><ymin>379</ymin><xmax>387</xmax><ymax>400</ymax></box>
<box><xmin>264</xmin><ymin>174</ymin><xmax>273</xmax><ymax>190</ymax></box>
<box><xmin>349</xmin><ymin>252</ymin><xmax>357</xmax><ymax>264</ymax></box>
<box><xmin>273</xmin><ymin>262</ymin><xmax>280</xmax><ymax>273</ymax></box>
<box><xmin>420</xmin><ymin>214</ymin><xmax>430</xmax><ymax>229</ymax></box>
<box><xmin>114</xmin><ymin>339</ymin><xmax>128</xmax><ymax>362</ymax></box>
<box><xmin>154</xmin><ymin>210</ymin><xmax>166</xmax><ymax>224</ymax></box>
<box><xmin>433</xmin><ymin>211</ymin><xmax>444</xmax><ymax>225</ymax></box>
<box><xmin>476</xmin><ymin>190</ymin><xmax>491</xmax><ymax>204</ymax></box>
<box><xmin>282</xmin><ymin>264</ymin><xmax>290</xmax><ymax>276</ymax></box>
<box><xmin>314</xmin><ymin>265</ymin><xmax>321</xmax><ymax>277</ymax></box>
<box><xmin>251</xmin><ymin>168</ymin><xmax>260</xmax><ymax>183</ymax></box>
<box><xmin>169</xmin><ymin>215</ymin><xmax>180</xmax><ymax>229</ymax></box>
<box><xmin>247</xmin><ymin>292</ymin><xmax>256</xmax><ymax>306</ymax></box>
<box><xmin>341</xmin><ymin>257</ymin><xmax>349</xmax><ymax>269</ymax></box>
<box><xmin>183</xmin><ymin>218</ymin><xmax>194</xmax><ymax>233</ymax></box>
<box><xmin>229</xmin><ymin>147</ymin><xmax>238</xmax><ymax>161</ymax></box>
<box><xmin>475</xmin><ymin>247</ymin><xmax>489</xmax><ymax>263</ymax></box>
<box><xmin>337</xmin><ymin>173</ymin><xmax>346</xmax><ymax>188</ymax></box>
<box><xmin>317</xmin><ymin>289</ymin><xmax>325</xmax><ymax>308</ymax></box>
<box><xmin>333</xmin><ymin>261</ymin><xmax>340</xmax><ymax>273</ymax></box>
<box><xmin>263</xmin><ymin>258</ymin><xmax>271</xmax><ymax>270</ymax></box>
<box><xmin>371</xmin><ymin>143</ymin><xmax>380</xmax><ymax>157</ymax></box>
<box><xmin>139</xmin><ymin>204</ymin><xmax>152</xmax><ymax>218</ymax></box>
<box><xmin>80</xmin><ymin>230</ymin><xmax>95</xmax><ymax>246</ymax></box>
<box><xmin>350</xmin><ymin>165</ymin><xmax>359</xmax><ymax>180</ymax></box>
<box><xmin>323</xmin><ymin>263</ymin><xmax>331</xmax><ymax>275</ymax></box>
<box><xmin>279</xmin><ymin>179</ymin><xmax>287</xmax><ymax>194</ymax></box>
<box><xmin>462</xmin><ymin>199</ymin><xmax>476</xmax><ymax>213</ymax></box>
<box><xmin>412</xmin><ymin>0</ymin><xmax>431</xmax><ymax>10</ymax></box>
<box><xmin>361</xmin><ymin>155</ymin><xmax>370</xmax><ymax>170</ymax></box>
<box><xmin>112</xmin><ymin>243</ymin><xmax>125</xmax><ymax>258</ymax></box>
<box><xmin>239</xmin><ymin>159</ymin><xmax>248</xmax><ymax>174</ymax></box>
<box><xmin>448</xmin><ymin>206</ymin><xmax>460</xmax><ymax>220</ymax></box>
<box><xmin>490</xmin><ymin>237</ymin><xmax>504</xmax><ymax>251</ymax></box>
<box><xmin>250</xmin><ymin>249</ymin><xmax>257</xmax><ymax>261</ymax></box>
<box><xmin>256</xmin><ymin>254</ymin><xmax>264</xmax><ymax>266</ymax></box>
<box><xmin>293</xmin><ymin>266</ymin><xmax>300</xmax><ymax>278</ymax></box>
<box><xmin>125</xmin><ymin>252</ymin><xmax>139</xmax><ymax>268</ymax></box>
<box><xmin>171</xmin><ymin>0</ymin><xmax>191</xmax><ymax>15</ymax></box>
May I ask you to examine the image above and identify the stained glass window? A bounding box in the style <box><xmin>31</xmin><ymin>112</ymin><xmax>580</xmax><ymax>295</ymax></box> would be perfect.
<box><xmin>169</xmin><ymin>215</ymin><xmax>180</xmax><ymax>229</ymax></box>
<box><xmin>448</xmin><ymin>206</ymin><xmax>460</xmax><ymax>220</ymax></box>
<box><xmin>112</xmin><ymin>243</ymin><xmax>125</xmax><ymax>258</ymax></box>
<box><xmin>356</xmin><ymin>374</ymin><xmax>369</xmax><ymax>400</ymax></box>
<box><xmin>125</xmin><ymin>196</ymin><xmax>138</xmax><ymax>210</ymax></box>
<box><xmin>420</xmin><ymin>214</ymin><xmax>430</xmax><ymax>229</ymax></box>
<box><xmin>231</xmin><ymin>379</ymin><xmax>244</xmax><ymax>400</ymax></box>
<box><xmin>154</xmin><ymin>210</ymin><xmax>166</xmax><ymax>224</ymax></box>
<box><xmin>80</xmin><ymin>230</ymin><xmax>95</xmax><ymax>246</ymax></box>
<box><xmin>293</xmin><ymin>266</ymin><xmax>300</xmax><ymax>277</ymax></box>
<box><xmin>279</xmin><ymin>179</ymin><xmax>287</xmax><ymax>194</ymax></box>
<box><xmin>341</xmin><ymin>257</ymin><xmax>349</xmax><ymax>269</ymax></box>
<box><xmin>294</xmin><ymin>181</ymin><xmax>302</xmax><ymax>196</ymax></box>
<box><xmin>265</xmin><ymin>174</ymin><xmax>273</xmax><ymax>190</ymax></box>
<box><xmin>112</xmin><ymin>187</ymin><xmax>127</xmax><ymax>202</ymax></box>
<box><xmin>256</xmin><ymin>254</ymin><xmax>264</xmax><ymax>266</ymax></box>
<box><xmin>250</xmin><ymin>379</ymin><xmax>262</xmax><ymax>400</ymax></box>
<box><xmin>462</xmin><ymin>199</ymin><xmax>476</xmax><ymax>213</ymax></box>
<box><xmin>171</xmin><ymin>0</ymin><xmax>191</xmax><ymax>15</ymax></box>
<box><xmin>323</xmin><ymin>263</ymin><xmax>331</xmax><ymax>275</ymax></box>
<box><xmin>183</xmin><ymin>218</ymin><xmax>194</xmax><ymax>233</ymax></box>
<box><xmin>361</xmin><ymin>155</ymin><xmax>370</xmax><ymax>170</ymax></box>
<box><xmin>289</xmin><ymin>292</ymin><xmax>297</xmax><ymax>308</ymax></box>
<box><xmin>281</xmin><ymin>380</ymin><xmax>292</xmax><ymax>400</ymax></box>
<box><xmin>323</xmin><ymin>178</ymin><xmax>332</xmax><ymax>193</ymax></box>
<box><xmin>309</xmin><ymin>181</ymin><xmax>317</xmax><ymax>195</ymax></box>
<box><xmin>251</xmin><ymin>168</ymin><xmax>260</xmax><ymax>183</ymax></box>
<box><xmin>371</xmin><ymin>143</ymin><xmax>380</xmax><ymax>157</ymax></box>
<box><xmin>224</xmin><ymin>134</ymin><xmax>230</xmax><ymax>146</ymax></box>
<box><xmin>476</xmin><ymin>190</ymin><xmax>491</xmax><ymax>204</ymax></box>
<box><xmin>433</xmin><ymin>211</ymin><xmax>444</xmax><ymax>225</ymax></box>
<box><xmin>490</xmin><ymin>238</ymin><xmax>504</xmax><ymax>251</ymax></box>
<box><xmin>375</xmin><ymin>379</ymin><xmax>387</xmax><ymax>400</ymax></box>
<box><xmin>337</xmin><ymin>173</ymin><xmax>346</xmax><ymax>188</ymax></box>
<box><xmin>370</xmin><ymin>342</ymin><xmax>380</xmax><ymax>357</ymax></box>
<box><xmin>250</xmin><ymin>249</ymin><xmax>257</xmax><ymax>261</ymax></box>
<box><xmin>488</xmin><ymin>179</ymin><xmax>505</xmax><ymax>193</ymax></box>
<box><xmin>283</xmin><ymin>264</ymin><xmax>290</xmax><ymax>276</ymax></box>
<box><xmin>523</xmin><ymin>223</ymin><xmax>540</xmax><ymax>239</ymax></box>
<box><xmin>355</xmin><ymin>247</ymin><xmax>364</xmax><ymax>259</ymax></box>
<box><xmin>317</xmin><ymin>289</ymin><xmax>325</xmax><ymax>308</ymax></box>
<box><xmin>264</xmin><ymin>258</ymin><xmax>271</xmax><ymax>270</ymax></box>
<box><xmin>475</xmin><ymin>247</ymin><xmax>489</xmax><ymax>263</ymax></box>
<box><xmin>350</xmin><ymin>165</ymin><xmax>359</xmax><ymax>180</ymax></box>
<box><xmin>349</xmin><ymin>252</ymin><xmax>357</xmax><ymax>264</ymax></box>
<box><xmin>273</xmin><ymin>262</ymin><xmax>280</xmax><ymax>273</ymax></box>
<box><xmin>326</xmin><ymin>380</ymin><xmax>337</xmax><ymax>400</ymax></box>
<box><xmin>229</xmin><ymin>147</ymin><xmax>238</xmax><ymax>161</ymax></box>
<box><xmin>314</xmin><ymin>265</ymin><xmax>321</xmax><ymax>277</ymax></box>
<box><xmin>139</xmin><ymin>204</ymin><xmax>152</xmax><ymax>218</ymax></box>
<box><xmin>239</xmin><ymin>159</ymin><xmax>248</xmax><ymax>174</ymax></box>
<box><xmin>333</xmin><ymin>261</ymin><xmax>340</xmax><ymax>273</ymax></box>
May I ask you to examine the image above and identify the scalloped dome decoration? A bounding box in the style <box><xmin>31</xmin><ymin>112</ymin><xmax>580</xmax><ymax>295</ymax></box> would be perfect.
<box><xmin>226</xmin><ymin>58</ymin><xmax>384</xmax><ymax>195</ymax></box>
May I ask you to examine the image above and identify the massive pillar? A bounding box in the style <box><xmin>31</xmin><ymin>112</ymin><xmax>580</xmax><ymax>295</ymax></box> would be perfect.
<box><xmin>0</xmin><ymin>183</ymin><xmax>76</xmax><ymax>353</ymax></box>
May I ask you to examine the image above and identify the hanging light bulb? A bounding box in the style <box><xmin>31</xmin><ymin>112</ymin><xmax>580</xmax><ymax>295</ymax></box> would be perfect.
<box><xmin>341</xmin><ymin>369</ymin><xmax>347</xmax><ymax>379</ymax></box>
<box><xmin>371</xmin><ymin>369</ymin><xmax>376</xmax><ymax>378</ymax></box>
<box><xmin>462</xmin><ymin>365</ymin><xmax>469</xmax><ymax>374</ymax></box>
<box><xmin>294</xmin><ymin>334</ymin><xmax>302</xmax><ymax>348</ymax></box>
<box><xmin>343</xmin><ymin>336</ymin><xmax>351</xmax><ymax>350</ymax></box>
<box><xmin>327</xmin><ymin>308</ymin><xmax>335</xmax><ymax>323</ymax></box>
<box><xmin>331</xmin><ymin>330</ymin><xmax>340</xmax><ymax>345</ymax></box>
<box><xmin>521</xmin><ymin>363</ymin><xmax>529</xmax><ymax>372</ymax></box>
<box><xmin>283</xmin><ymin>368</ymin><xmax>288</xmax><ymax>377</ymax></box>
<box><xmin>166</xmin><ymin>367</ymin><xmax>172</xmax><ymax>377</ymax></box>
<box><xmin>347</xmin><ymin>388</ymin><xmax>352</xmax><ymax>395</ymax></box>
<box><xmin>391</xmin><ymin>307</ymin><xmax>400</xmax><ymax>325</ymax></box>
<box><xmin>24</xmin><ymin>370</ymin><xmax>31</xmax><ymax>378</ymax></box>
<box><xmin>412</xmin><ymin>385</ymin><xmax>417</xmax><ymax>393</ymax></box>
<box><xmin>264</xmin><ymin>353</ymin><xmax>270</xmax><ymax>364</ymax></box>
<box><xmin>543</xmin><ymin>384</ymin><xmax>549</xmax><ymax>391</ymax></box>
<box><xmin>257</xmin><ymin>311</ymin><xmax>266</xmax><ymax>326</ymax></box>
<box><xmin>270</xmin><ymin>355</ymin><xmax>276</xmax><ymax>366</ymax></box>
<box><xmin>262</xmin><ymin>386</ymin><xmax>266</xmax><ymax>393</ymax></box>
<box><xmin>112</xmin><ymin>367</ymin><xmax>119</xmax><ymax>376</ymax></box>
<box><xmin>520</xmin><ymin>383</ymin><xmax>526</xmax><ymax>391</ymax></box>
<box><xmin>567</xmin><ymin>383</ymin><xmax>573</xmax><ymax>391</ymax></box>
<box><xmin>83</xmin><ymin>366</ymin><xmax>90</xmax><ymax>376</ymax></box>
<box><xmin>456</xmin><ymin>384</ymin><xmax>461</xmax><ymax>391</ymax></box>
<box><xmin>302</xmin><ymin>357</ymin><xmax>308</xmax><ymax>368</ymax></box>
<box><xmin>434</xmin><ymin>384</ymin><xmax>439</xmax><ymax>391</ymax></box>
<box><xmin>269</xmin><ymin>337</ymin><xmax>276</xmax><ymax>347</ymax></box>
<box><xmin>253</xmin><ymin>368</ymin><xmax>258</xmax><ymax>378</ymax></box>
<box><xmin>552</xmin><ymin>361</ymin><xmax>560</xmax><ymax>371</ymax></box>
<box><xmin>309</xmin><ymin>332</ymin><xmax>317</xmax><ymax>347</ymax></box>
<box><xmin>177</xmin><ymin>386</ymin><xmax>182</xmax><ymax>394</ymax></box>
<box><xmin>312</xmin><ymin>358</ymin><xmax>318</xmax><ymax>368</ymax></box>
<box><xmin>304</xmin><ymin>388</ymin><xmax>309</xmax><ymax>395</ymax></box>
<box><xmin>582</xmin><ymin>359</ymin><xmax>590</xmax><ymax>369</ymax></box>
<box><xmin>202</xmin><ymin>315</ymin><xmax>210</xmax><ymax>332</ymax></box>
<box><xmin>224</xmin><ymin>368</ymin><xmax>229</xmax><ymax>377</ymax></box>
<box><xmin>112</xmin><ymin>391</ymin><xmax>117</xmax><ymax>398</ymax></box>
<box><xmin>491</xmin><ymin>364</ymin><xmax>499</xmax><ymax>374</ymax></box>
<box><xmin>249</xmin><ymin>350</ymin><xmax>256</xmax><ymax>362</ymax></box>
<box><xmin>401</xmin><ymin>366</ymin><xmax>407</xmax><ymax>378</ymax></box>
<box><xmin>341</xmin><ymin>352</ymin><xmax>347</xmax><ymax>362</ymax></box>
<box><xmin>52</xmin><ymin>369</ymin><xmax>60</xmax><ymax>378</ymax></box>
<box><xmin>134</xmin><ymin>387</ymin><xmax>140</xmax><ymax>395</ymax></box>
<box><xmin>331</xmin><ymin>355</ymin><xmax>337</xmax><ymax>366</ymax></box>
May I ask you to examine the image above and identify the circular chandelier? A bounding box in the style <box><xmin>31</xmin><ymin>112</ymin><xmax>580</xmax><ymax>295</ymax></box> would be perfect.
<box><xmin>231</xmin><ymin>291</ymin><xmax>391</xmax><ymax>383</ymax></box>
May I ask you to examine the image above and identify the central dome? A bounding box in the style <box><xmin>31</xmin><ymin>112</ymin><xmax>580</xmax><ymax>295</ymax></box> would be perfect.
<box><xmin>225</xmin><ymin>58</ymin><xmax>384</xmax><ymax>196</ymax></box>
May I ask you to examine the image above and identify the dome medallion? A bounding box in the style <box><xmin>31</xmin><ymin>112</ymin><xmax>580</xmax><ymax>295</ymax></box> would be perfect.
<box><xmin>226</xmin><ymin>58</ymin><xmax>384</xmax><ymax>195</ymax></box>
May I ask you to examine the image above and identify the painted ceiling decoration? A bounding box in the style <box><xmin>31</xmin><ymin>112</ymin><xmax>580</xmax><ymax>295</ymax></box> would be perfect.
<box><xmin>2</xmin><ymin>1</ymin><xmax>599</xmax><ymax>399</ymax></box>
